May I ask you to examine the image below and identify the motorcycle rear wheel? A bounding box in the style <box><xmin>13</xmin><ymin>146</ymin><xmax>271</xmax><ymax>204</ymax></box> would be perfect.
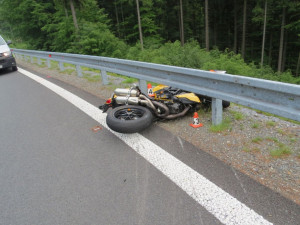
<box><xmin>106</xmin><ymin>105</ymin><xmax>154</xmax><ymax>133</ymax></box>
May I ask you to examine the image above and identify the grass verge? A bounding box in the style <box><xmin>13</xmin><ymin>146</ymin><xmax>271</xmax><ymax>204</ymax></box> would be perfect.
<box><xmin>270</xmin><ymin>143</ymin><xmax>292</xmax><ymax>157</ymax></box>
<box><xmin>209</xmin><ymin>117</ymin><xmax>231</xmax><ymax>133</ymax></box>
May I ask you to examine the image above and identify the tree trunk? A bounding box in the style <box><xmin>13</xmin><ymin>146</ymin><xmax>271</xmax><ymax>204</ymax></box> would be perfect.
<box><xmin>120</xmin><ymin>0</ymin><xmax>126</xmax><ymax>40</ymax></box>
<box><xmin>268</xmin><ymin>33</ymin><xmax>273</xmax><ymax>66</ymax></box>
<box><xmin>251</xmin><ymin>41</ymin><xmax>254</xmax><ymax>59</ymax></box>
<box><xmin>213</xmin><ymin>21</ymin><xmax>217</xmax><ymax>47</ymax></box>
<box><xmin>136</xmin><ymin>0</ymin><xmax>143</xmax><ymax>50</ymax></box>
<box><xmin>179</xmin><ymin>0</ymin><xmax>184</xmax><ymax>46</ymax></box>
<box><xmin>241</xmin><ymin>0</ymin><xmax>247</xmax><ymax>59</ymax></box>
<box><xmin>296</xmin><ymin>52</ymin><xmax>300</xmax><ymax>76</ymax></box>
<box><xmin>233</xmin><ymin>0</ymin><xmax>237</xmax><ymax>53</ymax></box>
<box><xmin>282</xmin><ymin>33</ymin><xmax>287</xmax><ymax>72</ymax></box>
<box><xmin>277</xmin><ymin>7</ymin><xmax>285</xmax><ymax>72</ymax></box>
<box><xmin>69</xmin><ymin>0</ymin><xmax>79</xmax><ymax>31</ymax></box>
<box><xmin>205</xmin><ymin>0</ymin><xmax>209</xmax><ymax>51</ymax></box>
<box><xmin>114</xmin><ymin>0</ymin><xmax>120</xmax><ymax>38</ymax></box>
<box><xmin>261</xmin><ymin>0</ymin><xmax>267</xmax><ymax>67</ymax></box>
<box><xmin>64</xmin><ymin>6</ymin><xmax>69</xmax><ymax>18</ymax></box>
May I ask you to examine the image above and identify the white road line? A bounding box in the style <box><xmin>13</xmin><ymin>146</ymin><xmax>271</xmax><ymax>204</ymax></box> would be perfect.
<box><xmin>19</xmin><ymin>68</ymin><xmax>273</xmax><ymax>225</ymax></box>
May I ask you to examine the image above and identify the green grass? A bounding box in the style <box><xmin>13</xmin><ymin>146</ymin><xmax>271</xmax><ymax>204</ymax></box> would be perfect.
<box><xmin>60</xmin><ymin>68</ymin><xmax>75</xmax><ymax>75</ymax></box>
<box><xmin>107</xmin><ymin>72</ymin><xmax>128</xmax><ymax>79</ymax></box>
<box><xmin>243</xmin><ymin>146</ymin><xmax>260</xmax><ymax>153</ymax></box>
<box><xmin>230</xmin><ymin>110</ymin><xmax>244</xmax><ymax>120</ymax></box>
<box><xmin>50</xmin><ymin>61</ymin><xmax>59</xmax><ymax>69</ymax></box>
<box><xmin>252</xmin><ymin>137</ymin><xmax>263</xmax><ymax>143</ymax></box>
<box><xmin>251</xmin><ymin>123</ymin><xmax>260</xmax><ymax>129</ymax></box>
<box><xmin>242</xmin><ymin>146</ymin><xmax>251</xmax><ymax>152</ymax></box>
<box><xmin>270</xmin><ymin>143</ymin><xmax>292</xmax><ymax>157</ymax></box>
<box><xmin>239</xmin><ymin>124</ymin><xmax>244</xmax><ymax>130</ymax></box>
<box><xmin>266</xmin><ymin>121</ymin><xmax>276</xmax><ymax>127</ymax></box>
<box><xmin>290</xmin><ymin>138</ymin><xmax>297</xmax><ymax>143</ymax></box>
<box><xmin>122</xmin><ymin>77</ymin><xmax>138</xmax><ymax>84</ymax></box>
<box><xmin>36</xmin><ymin>63</ymin><xmax>46</xmax><ymax>68</ymax></box>
<box><xmin>265</xmin><ymin>137</ymin><xmax>279</xmax><ymax>143</ymax></box>
<box><xmin>83</xmin><ymin>75</ymin><xmax>101</xmax><ymax>82</ymax></box>
<box><xmin>81</xmin><ymin>66</ymin><xmax>100</xmax><ymax>73</ymax></box>
<box><xmin>63</xmin><ymin>63</ymin><xmax>76</xmax><ymax>68</ymax></box>
<box><xmin>209</xmin><ymin>117</ymin><xmax>231</xmax><ymax>133</ymax></box>
<box><xmin>277</xmin><ymin>128</ymin><xmax>285</xmax><ymax>135</ymax></box>
<box><xmin>254</xmin><ymin>109</ymin><xmax>300</xmax><ymax>125</ymax></box>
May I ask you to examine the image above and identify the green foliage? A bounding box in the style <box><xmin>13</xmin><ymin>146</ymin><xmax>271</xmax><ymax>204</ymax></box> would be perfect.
<box><xmin>266</xmin><ymin>121</ymin><xmax>276</xmax><ymax>127</ymax></box>
<box><xmin>122</xmin><ymin>77</ymin><xmax>138</xmax><ymax>84</ymax></box>
<box><xmin>209</xmin><ymin>117</ymin><xmax>232</xmax><ymax>133</ymax></box>
<box><xmin>126</xmin><ymin>40</ymin><xmax>300</xmax><ymax>85</ymax></box>
<box><xmin>1</xmin><ymin>0</ymin><xmax>300</xmax><ymax>84</ymax></box>
<box><xmin>230</xmin><ymin>110</ymin><xmax>244</xmax><ymax>120</ymax></box>
<box><xmin>270</xmin><ymin>144</ymin><xmax>292</xmax><ymax>157</ymax></box>
<box><xmin>67</xmin><ymin>21</ymin><xmax>128</xmax><ymax>57</ymax></box>
<box><xmin>252</xmin><ymin>137</ymin><xmax>263</xmax><ymax>143</ymax></box>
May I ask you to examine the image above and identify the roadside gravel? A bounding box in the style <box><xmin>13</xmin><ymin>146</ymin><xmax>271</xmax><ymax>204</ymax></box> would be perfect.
<box><xmin>16</xmin><ymin>59</ymin><xmax>300</xmax><ymax>205</ymax></box>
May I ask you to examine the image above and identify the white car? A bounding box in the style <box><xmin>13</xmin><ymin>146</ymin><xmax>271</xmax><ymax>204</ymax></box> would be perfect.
<box><xmin>0</xmin><ymin>35</ymin><xmax>17</xmax><ymax>71</ymax></box>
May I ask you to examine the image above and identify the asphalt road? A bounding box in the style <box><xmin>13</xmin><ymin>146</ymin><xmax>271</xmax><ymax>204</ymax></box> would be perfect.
<box><xmin>0</xmin><ymin>68</ymin><xmax>299</xmax><ymax>225</ymax></box>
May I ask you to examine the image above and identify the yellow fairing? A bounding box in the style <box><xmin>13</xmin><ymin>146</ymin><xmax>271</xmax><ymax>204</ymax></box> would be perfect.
<box><xmin>153</xmin><ymin>84</ymin><xmax>168</xmax><ymax>93</ymax></box>
<box><xmin>176</xmin><ymin>93</ymin><xmax>201</xmax><ymax>103</ymax></box>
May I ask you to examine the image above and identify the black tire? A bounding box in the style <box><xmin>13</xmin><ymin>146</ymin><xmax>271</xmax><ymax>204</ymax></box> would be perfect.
<box><xmin>199</xmin><ymin>96</ymin><xmax>230</xmax><ymax>109</ymax></box>
<box><xmin>222</xmin><ymin>100</ymin><xmax>230</xmax><ymax>108</ymax></box>
<box><xmin>106</xmin><ymin>105</ymin><xmax>154</xmax><ymax>133</ymax></box>
<box><xmin>12</xmin><ymin>66</ymin><xmax>18</xmax><ymax>71</ymax></box>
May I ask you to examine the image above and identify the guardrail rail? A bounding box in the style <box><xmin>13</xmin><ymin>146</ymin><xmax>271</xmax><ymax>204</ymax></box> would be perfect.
<box><xmin>12</xmin><ymin>48</ymin><xmax>300</xmax><ymax>125</ymax></box>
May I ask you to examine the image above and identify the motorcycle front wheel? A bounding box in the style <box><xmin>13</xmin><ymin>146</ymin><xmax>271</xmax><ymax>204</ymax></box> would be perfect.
<box><xmin>106</xmin><ymin>105</ymin><xmax>154</xmax><ymax>133</ymax></box>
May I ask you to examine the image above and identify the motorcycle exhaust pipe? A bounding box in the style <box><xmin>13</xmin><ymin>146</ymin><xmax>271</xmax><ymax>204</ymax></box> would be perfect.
<box><xmin>115</xmin><ymin>96</ymin><xmax>139</xmax><ymax>105</ymax></box>
<box><xmin>114</xmin><ymin>88</ymin><xmax>139</xmax><ymax>97</ymax></box>
<box><xmin>152</xmin><ymin>101</ymin><xmax>170</xmax><ymax>118</ymax></box>
<box><xmin>165</xmin><ymin>105</ymin><xmax>191</xmax><ymax>119</ymax></box>
<box><xmin>139</xmin><ymin>95</ymin><xmax>171</xmax><ymax>118</ymax></box>
<box><xmin>114</xmin><ymin>96</ymin><xmax>149</xmax><ymax>106</ymax></box>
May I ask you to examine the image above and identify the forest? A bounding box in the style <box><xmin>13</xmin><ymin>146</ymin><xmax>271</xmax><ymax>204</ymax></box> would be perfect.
<box><xmin>0</xmin><ymin>0</ymin><xmax>300</xmax><ymax>84</ymax></box>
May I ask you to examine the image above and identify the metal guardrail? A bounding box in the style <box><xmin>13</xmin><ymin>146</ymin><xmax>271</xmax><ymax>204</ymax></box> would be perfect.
<box><xmin>12</xmin><ymin>48</ymin><xmax>300</xmax><ymax>124</ymax></box>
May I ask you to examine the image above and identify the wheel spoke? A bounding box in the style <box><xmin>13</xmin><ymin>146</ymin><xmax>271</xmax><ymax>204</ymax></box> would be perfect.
<box><xmin>115</xmin><ymin>108</ymin><xmax>144</xmax><ymax>121</ymax></box>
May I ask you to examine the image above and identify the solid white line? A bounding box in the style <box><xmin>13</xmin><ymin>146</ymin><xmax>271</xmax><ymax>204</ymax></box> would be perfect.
<box><xmin>19</xmin><ymin>68</ymin><xmax>273</xmax><ymax>225</ymax></box>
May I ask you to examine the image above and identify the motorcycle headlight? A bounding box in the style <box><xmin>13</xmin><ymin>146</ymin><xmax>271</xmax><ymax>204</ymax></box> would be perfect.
<box><xmin>3</xmin><ymin>51</ymin><xmax>11</xmax><ymax>57</ymax></box>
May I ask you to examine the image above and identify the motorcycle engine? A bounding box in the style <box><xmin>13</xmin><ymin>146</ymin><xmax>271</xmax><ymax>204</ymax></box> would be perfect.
<box><xmin>166</xmin><ymin>102</ymin><xmax>183</xmax><ymax>114</ymax></box>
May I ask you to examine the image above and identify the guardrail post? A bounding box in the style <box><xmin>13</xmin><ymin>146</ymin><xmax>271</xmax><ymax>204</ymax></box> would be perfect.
<box><xmin>37</xmin><ymin>58</ymin><xmax>41</xmax><ymax>65</ymax></box>
<box><xmin>139</xmin><ymin>79</ymin><xmax>147</xmax><ymax>94</ymax></box>
<box><xmin>212</xmin><ymin>98</ymin><xmax>222</xmax><ymax>125</ymax></box>
<box><xmin>76</xmin><ymin>65</ymin><xmax>83</xmax><ymax>77</ymax></box>
<box><xmin>30</xmin><ymin>56</ymin><xmax>34</xmax><ymax>63</ymax></box>
<box><xmin>47</xmin><ymin>59</ymin><xmax>51</xmax><ymax>68</ymax></box>
<box><xmin>100</xmin><ymin>70</ymin><xmax>108</xmax><ymax>85</ymax></box>
<box><xmin>59</xmin><ymin>61</ymin><xmax>64</xmax><ymax>71</ymax></box>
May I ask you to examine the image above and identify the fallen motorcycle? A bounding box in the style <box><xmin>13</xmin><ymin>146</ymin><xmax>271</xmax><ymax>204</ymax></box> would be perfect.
<box><xmin>99</xmin><ymin>84</ymin><xmax>230</xmax><ymax>133</ymax></box>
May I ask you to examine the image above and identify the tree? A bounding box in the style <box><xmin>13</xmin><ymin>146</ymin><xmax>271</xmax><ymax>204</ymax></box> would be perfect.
<box><xmin>261</xmin><ymin>0</ymin><xmax>267</xmax><ymax>67</ymax></box>
<box><xmin>179</xmin><ymin>0</ymin><xmax>184</xmax><ymax>46</ymax></box>
<box><xmin>296</xmin><ymin>52</ymin><xmax>300</xmax><ymax>76</ymax></box>
<box><xmin>205</xmin><ymin>0</ymin><xmax>209</xmax><ymax>51</ymax></box>
<box><xmin>69</xmin><ymin>0</ymin><xmax>79</xmax><ymax>31</ymax></box>
<box><xmin>241</xmin><ymin>0</ymin><xmax>247</xmax><ymax>59</ymax></box>
<box><xmin>56</xmin><ymin>0</ymin><xmax>85</xmax><ymax>31</ymax></box>
<box><xmin>277</xmin><ymin>6</ymin><xmax>286</xmax><ymax>72</ymax></box>
<box><xmin>233</xmin><ymin>0</ymin><xmax>238</xmax><ymax>53</ymax></box>
<box><xmin>136</xmin><ymin>0</ymin><xmax>144</xmax><ymax>50</ymax></box>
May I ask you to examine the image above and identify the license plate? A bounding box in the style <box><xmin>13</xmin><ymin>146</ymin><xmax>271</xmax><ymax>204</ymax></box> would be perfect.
<box><xmin>0</xmin><ymin>65</ymin><xmax>3</xmax><ymax>69</ymax></box>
